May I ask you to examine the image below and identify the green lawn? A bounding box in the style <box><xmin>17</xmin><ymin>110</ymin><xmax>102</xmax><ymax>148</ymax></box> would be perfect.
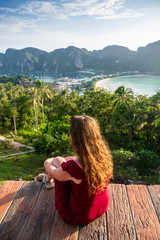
<box><xmin>0</xmin><ymin>152</ymin><xmax>47</xmax><ymax>185</ymax></box>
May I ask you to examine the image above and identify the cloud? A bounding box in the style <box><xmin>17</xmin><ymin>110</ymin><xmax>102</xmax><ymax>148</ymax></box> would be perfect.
<box><xmin>0</xmin><ymin>0</ymin><xmax>146</xmax><ymax>20</ymax></box>
<box><xmin>0</xmin><ymin>7</ymin><xmax>18</xmax><ymax>13</ymax></box>
<box><xmin>19</xmin><ymin>1</ymin><xmax>59</xmax><ymax>16</ymax></box>
<box><xmin>96</xmin><ymin>9</ymin><xmax>147</xmax><ymax>19</ymax></box>
<box><xmin>0</xmin><ymin>18</ymin><xmax>37</xmax><ymax>33</ymax></box>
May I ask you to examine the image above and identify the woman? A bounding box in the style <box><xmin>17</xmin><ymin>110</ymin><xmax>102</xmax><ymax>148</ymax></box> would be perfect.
<box><xmin>44</xmin><ymin>115</ymin><xmax>113</xmax><ymax>224</ymax></box>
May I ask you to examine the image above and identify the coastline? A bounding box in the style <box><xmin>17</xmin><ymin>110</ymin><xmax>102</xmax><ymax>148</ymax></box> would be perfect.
<box><xmin>95</xmin><ymin>74</ymin><xmax>160</xmax><ymax>89</ymax></box>
<box><xmin>95</xmin><ymin>78</ymin><xmax>111</xmax><ymax>88</ymax></box>
<box><xmin>94</xmin><ymin>74</ymin><xmax>160</xmax><ymax>96</ymax></box>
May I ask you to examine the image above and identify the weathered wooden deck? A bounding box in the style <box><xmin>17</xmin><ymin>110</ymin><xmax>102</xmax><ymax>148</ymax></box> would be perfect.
<box><xmin>0</xmin><ymin>181</ymin><xmax>159</xmax><ymax>240</ymax></box>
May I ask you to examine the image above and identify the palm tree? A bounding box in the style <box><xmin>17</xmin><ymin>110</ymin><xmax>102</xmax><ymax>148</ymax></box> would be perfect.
<box><xmin>114</xmin><ymin>86</ymin><xmax>133</xmax><ymax>105</ymax></box>
<box><xmin>2</xmin><ymin>83</ymin><xmax>19</xmax><ymax>135</ymax></box>
<box><xmin>113</xmin><ymin>91</ymin><xmax>149</xmax><ymax>144</ymax></box>
<box><xmin>150</xmin><ymin>92</ymin><xmax>160</xmax><ymax>150</ymax></box>
<box><xmin>10</xmin><ymin>106</ymin><xmax>18</xmax><ymax>135</ymax></box>
<box><xmin>35</xmin><ymin>80</ymin><xmax>52</xmax><ymax>126</ymax></box>
<box><xmin>25</xmin><ymin>87</ymin><xmax>40</xmax><ymax>134</ymax></box>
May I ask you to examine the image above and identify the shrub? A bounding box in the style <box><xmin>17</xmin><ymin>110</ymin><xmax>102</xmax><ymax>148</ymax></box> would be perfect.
<box><xmin>112</xmin><ymin>149</ymin><xmax>135</xmax><ymax>168</ymax></box>
<box><xmin>127</xmin><ymin>141</ymin><xmax>146</xmax><ymax>151</ymax></box>
<box><xmin>111</xmin><ymin>148</ymin><xmax>160</xmax><ymax>182</ymax></box>
<box><xmin>34</xmin><ymin>134</ymin><xmax>55</xmax><ymax>154</ymax></box>
<box><xmin>42</xmin><ymin>117</ymin><xmax>70</xmax><ymax>137</ymax></box>
<box><xmin>34</xmin><ymin>133</ymin><xmax>71</xmax><ymax>156</ymax></box>
<box><xmin>116</xmin><ymin>167</ymin><xmax>139</xmax><ymax>182</ymax></box>
<box><xmin>18</xmin><ymin>129</ymin><xmax>42</xmax><ymax>138</ymax></box>
<box><xmin>134</xmin><ymin>150</ymin><xmax>160</xmax><ymax>175</ymax></box>
<box><xmin>34</xmin><ymin>117</ymin><xmax>71</xmax><ymax>156</ymax></box>
<box><xmin>111</xmin><ymin>149</ymin><xmax>136</xmax><ymax>182</ymax></box>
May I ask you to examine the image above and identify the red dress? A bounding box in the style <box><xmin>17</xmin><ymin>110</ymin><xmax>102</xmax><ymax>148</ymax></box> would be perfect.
<box><xmin>55</xmin><ymin>159</ymin><xmax>109</xmax><ymax>225</ymax></box>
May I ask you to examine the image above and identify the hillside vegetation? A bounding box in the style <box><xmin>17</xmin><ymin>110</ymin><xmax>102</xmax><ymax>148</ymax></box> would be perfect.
<box><xmin>0</xmin><ymin>80</ymin><xmax>160</xmax><ymax>184</ymax></box>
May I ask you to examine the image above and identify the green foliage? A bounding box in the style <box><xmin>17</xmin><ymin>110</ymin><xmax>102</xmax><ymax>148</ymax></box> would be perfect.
<box><xmin>34</xmin><ymin>134</ymin><xmax>54</xmax><ymax>154</ymax></box>
<box><xmin>112</xmin><ymin>149</ymin><xmax>135</xmax><ymax>167</ymax></box>
<box><xmin>115</xmin><ymin>167</ymin><xmax>139</xmax><ymax>182</ymax></box>
<box><xmin>42</xmin><ymin>116</ymin><xmax>70</xmax><ymax>136</ymax></box>
<box><xmin>134</xmin><ymin>150</ymin><xmax>160</xmax><ymax>175</ymax></box>
<box><xmin>13</xmin><ymin>136</ymin><xmax>24</xmax><ymax>143</ymax></box>
<box><xmin>0</xmin><ymin>76</ymin><xmax>19</xmax><ymax>85</ymax></box>
<box><xmin>127</xmin><ymin>141</ymin><xmax>146</xmax><ymax>151</ymax></box>
<box><xmin>112</xmin><ymin>148</ymin><xmax>160</xmax><ymax>182</ymax></box>
<box><xmin>34</xmin><ymin>116</ymin><xmax>71</xmax><ymax>155</ymax></box>
<box><xmin>18</xmin><ymin>128</ymin><xmax>41</xmax><ymax>138</ymax></box>
<box><xmin>112</xmin><ymin>149</ymin><xmax>136</xmax><ymax>181</ymax></box>
<box><xmin>34</xmin><ymin>133</ymin><xmax>71</xmax><ymax>155</ymax></box>
<box><xmin>1</xmin><ymin>80</ymin><xmax>160</xmax><ymax>184</ymax></box>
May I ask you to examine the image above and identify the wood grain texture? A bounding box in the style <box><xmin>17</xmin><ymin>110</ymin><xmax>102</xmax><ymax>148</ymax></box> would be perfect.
<box><xmin>127</xmin><ymin>185</ymin><xmax>160</xmax><ymax>240</ymax></box>
<box><xmin>1</xmin><ymin>181</ymin><xmax>160</xmax><ymax>240</ymax></box>
<box><xmin>20</xmin><ymin>184</ymin><xmax>56</xmax><ymax>240</ymax></box>
<box><xmin>147</xmin><ymin>185</ymin><xmax>160</xmax><ymax>222</ymax></box>
<box><xmin>107</xmin><ymin>184</ymin><xmax>136</xmax><ymax>240</ymax></box>
<box><xmin>78</xmin><ymin>213</ymin><xmax>107</xmax><ymax>240</ymax></box>
<box><xmin>0</xmin><ymin>181</ymin><xmax>42</xmax><ymax>240</ymax></box>
<box><xmin>50</xmin><ymin>210</ymin><xmax>78</xmax><ymax>240</ymax></box>
<box><xmin>0</xmin><ymin>181</ymin><xmax>23</xmax><ymax>223</ymax></box>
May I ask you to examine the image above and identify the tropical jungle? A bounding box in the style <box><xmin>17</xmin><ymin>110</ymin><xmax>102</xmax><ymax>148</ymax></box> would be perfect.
<box><xmin>0</xmin><ymin>76</ymin><xmax>160</xmax><ymax>185</ymax></box>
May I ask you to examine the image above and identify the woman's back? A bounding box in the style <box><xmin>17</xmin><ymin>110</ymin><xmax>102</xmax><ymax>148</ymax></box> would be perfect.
<box><xmin>45</xmin><ymin>115</ymin><xmax>112</xmax><ymax>225</ymax></box>
<box><xmin>55</xmin><ymin>159</ymin><xmax>109</xmax><ymax>225</ymax></box>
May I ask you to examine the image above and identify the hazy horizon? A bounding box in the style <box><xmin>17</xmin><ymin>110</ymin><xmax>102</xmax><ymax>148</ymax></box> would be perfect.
<box><xmin>1</xmin><ymin>40</ymin><xmax>160</xmax><ymax>54</ymax></box>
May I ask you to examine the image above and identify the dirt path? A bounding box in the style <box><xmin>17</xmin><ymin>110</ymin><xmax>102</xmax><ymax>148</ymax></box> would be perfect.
<box><xmin>0</xmin><ymin>150</ymin><xmax>35</xmax><ymax>159</ymax></box>
<box><xmin>0</xmin><ymin>135</ymin><xmax>34</xmax><ymax>149</ymax></box>
<box><xmin>0</xmin><ymin>135</ymin><xmax>34</xmax><ymax>158</ymax></box>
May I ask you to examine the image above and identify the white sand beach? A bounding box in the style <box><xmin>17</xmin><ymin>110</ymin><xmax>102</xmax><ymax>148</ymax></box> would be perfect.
<box><xmin>95</xmin><ymin>78</ymin><xmax>111</xmax><ymax>88</ymax></box>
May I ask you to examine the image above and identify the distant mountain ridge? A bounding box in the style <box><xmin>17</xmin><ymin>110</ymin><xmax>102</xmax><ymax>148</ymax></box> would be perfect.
<box><xmin>0</xmin><ymin>40</ymin><xmax>160</xmax><ymax>74</ymax></box>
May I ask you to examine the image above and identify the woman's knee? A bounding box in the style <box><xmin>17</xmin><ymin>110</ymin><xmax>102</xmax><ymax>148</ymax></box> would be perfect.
<box><xmin>52</xmin><ymin>156</ymin><xmax>66</xmax><ymax>168</ymax></box>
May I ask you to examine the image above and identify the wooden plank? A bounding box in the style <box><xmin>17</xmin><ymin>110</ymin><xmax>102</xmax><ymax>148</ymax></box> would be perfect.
<box><xmin>147</xmin><ymin>185</ymin><xmax>160</xmax><ymax>222</ymax></box>
<box><xmin>78</xmin><ymin>212</ymin><xmax>107</xmax><ymax>240</ymax></box>
<box><xmin>20</xmin><ymin>184</ymin><xmax>56</xmax><ymax>240</ymax></box>
<box><xmin>50</xmin><ymin>210</ymin><xmax>78</xmax><ymax>240</ymax></box>
<box><xmin>0</xmin><ymin>181</ymin><xmax>42</xmax><ymax>240</ymax></box>
<box><xmin>127</xmin><ymin>185</ymin><xmax>160</xmax><ymax>240</ymax></box>
<box><xmin>0</xmin><ymin>181</ymin><xmax>23</xmax><ymax>223</ymax></box>
<box><xmin>107</xmin><ymin>184</ymin><xmax>136</xmax><ymax>240</ymax></box>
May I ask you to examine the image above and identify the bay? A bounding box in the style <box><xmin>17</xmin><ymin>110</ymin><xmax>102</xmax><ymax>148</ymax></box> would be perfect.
<box><xmin>97</xmin><ymin>75</ymin><xmax>160</xmax><ymax>96</ymax></box>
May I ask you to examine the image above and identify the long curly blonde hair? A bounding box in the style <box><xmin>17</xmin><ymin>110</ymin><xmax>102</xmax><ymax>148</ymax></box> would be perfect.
<box><xmin>70</xmin><ymin>115</ymin><xmax>113</xmax><ymax>194</ymax></box>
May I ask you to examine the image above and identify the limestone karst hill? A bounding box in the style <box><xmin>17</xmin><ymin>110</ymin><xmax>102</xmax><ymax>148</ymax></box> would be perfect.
<box><xmin>0</xmin><ymin>40</ymin><xmax>160</xmax><ymax>74</ymax></box>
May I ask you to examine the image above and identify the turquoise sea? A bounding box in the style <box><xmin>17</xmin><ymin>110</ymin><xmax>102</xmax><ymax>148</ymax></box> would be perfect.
<box><xmin>98</xmin><ymin>75</ymin><xmax>160</xmax><ymax>96</ymax></box>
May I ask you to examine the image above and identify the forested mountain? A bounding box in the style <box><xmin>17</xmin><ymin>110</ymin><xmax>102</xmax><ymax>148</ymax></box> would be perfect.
<box><xmin>0</xmin><ymin>40</ymin><xmax>160</xmax><ymax>74</ymax></box>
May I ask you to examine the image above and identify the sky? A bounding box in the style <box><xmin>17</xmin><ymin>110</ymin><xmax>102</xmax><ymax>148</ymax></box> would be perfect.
<box><xmin>0</xmin><ymin>0</ymin><xmax>160</xmax><ymax>53</ymax></box>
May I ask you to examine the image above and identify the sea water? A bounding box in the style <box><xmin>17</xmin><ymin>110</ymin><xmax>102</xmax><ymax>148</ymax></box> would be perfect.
<box><xmin>98</xmin><ymin>75</ymin><xmax>160</xmax><ymax>96</ymax></box>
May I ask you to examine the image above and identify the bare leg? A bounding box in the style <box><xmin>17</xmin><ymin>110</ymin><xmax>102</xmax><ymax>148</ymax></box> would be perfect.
<box><xmin>45</xmin><ymin>156</ymin><xmax>74</xmax><ymax>183</ymax></box>
<box><xmin>45</xmin><ymin>156</ymin><xmax>66</xmax><ymax>183</ymax></box>
<box><xmin>51</xmin><ymin>156</ymin><xmax>66</xmax><ymax>168</ymax></box>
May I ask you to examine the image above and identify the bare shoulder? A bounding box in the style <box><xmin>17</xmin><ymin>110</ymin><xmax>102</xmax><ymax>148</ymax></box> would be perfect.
<box><xmin>73</xmin><ymin>157</ymin><xmax>83</xmax><ymax>169</ymax></box>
